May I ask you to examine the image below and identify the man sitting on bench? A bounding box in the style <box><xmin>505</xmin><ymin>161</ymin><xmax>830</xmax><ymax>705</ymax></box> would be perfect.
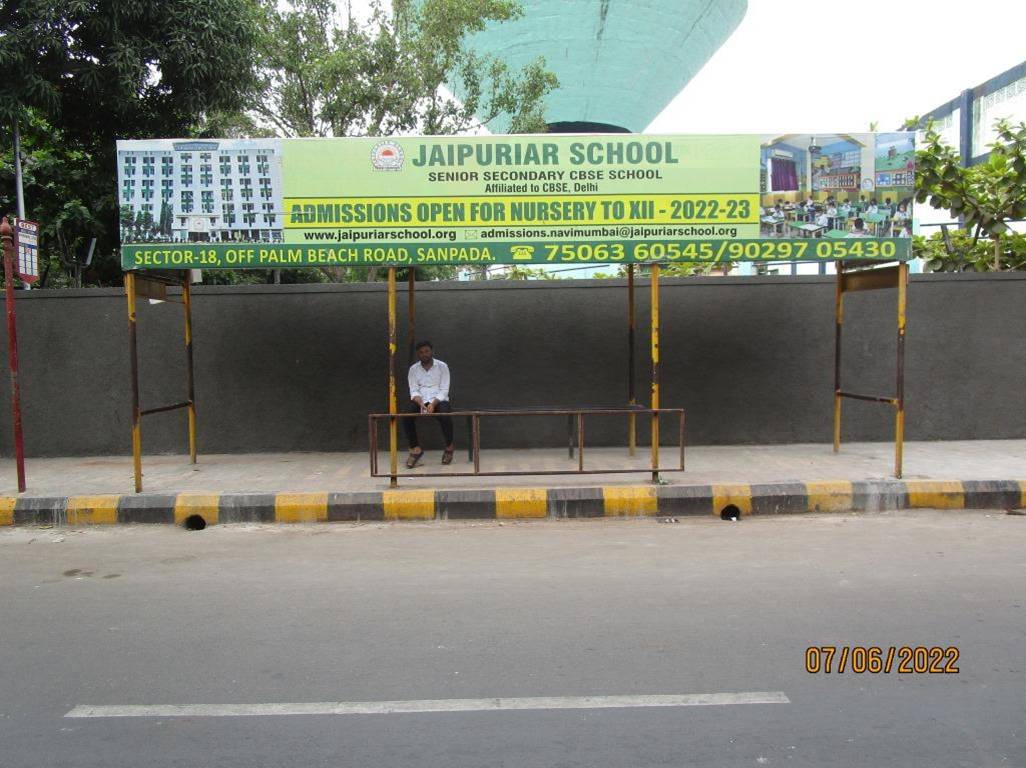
<box><xmin>405</xmin><ymin>340</ymin><xmax>454</xmax><ymax>467</ymax></box>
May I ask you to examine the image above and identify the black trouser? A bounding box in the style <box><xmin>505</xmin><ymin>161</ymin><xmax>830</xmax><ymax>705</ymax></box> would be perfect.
<box><xmin>403</xmin><ymin>400</ymin><xmax>453</xmax><ymax>449</ymax></box>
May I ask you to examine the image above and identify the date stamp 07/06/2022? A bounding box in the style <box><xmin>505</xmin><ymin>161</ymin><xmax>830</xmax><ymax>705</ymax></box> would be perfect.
<box><xmin>805</xmin><ymin>646</ymin><xmax>960</xmax><ymax>675</ymax></box>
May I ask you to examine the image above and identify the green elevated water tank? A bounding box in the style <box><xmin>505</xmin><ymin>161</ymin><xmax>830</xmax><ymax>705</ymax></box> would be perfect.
<box><xmin>456</xmin><ymin>0</ymin><xmax>748</xmax><ymax>133</ymax></box>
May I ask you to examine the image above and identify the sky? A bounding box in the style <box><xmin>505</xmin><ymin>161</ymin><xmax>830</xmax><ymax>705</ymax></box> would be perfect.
<box><xmin>284</xmin><ymin>0</ymin><xmax>1026</xmax><ymax>277</ymax></box>
<box><xmin>645</xmin><ymin>0</ymin><xmax>1026</xmax><ymax>134</ymax></box>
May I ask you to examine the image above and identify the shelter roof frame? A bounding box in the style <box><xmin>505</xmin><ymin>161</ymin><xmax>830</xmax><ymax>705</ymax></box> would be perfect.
<box><xmin>120</xmin><ymin>261</ymin><xmax>908</xmax><ymax>493</ymax></box>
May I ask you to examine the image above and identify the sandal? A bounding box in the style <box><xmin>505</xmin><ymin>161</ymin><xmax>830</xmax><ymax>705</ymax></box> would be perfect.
<box><xmin>406</xmin><ymin>451</ymin><xmax>423</xmax><ymax>469</ymax></box>
<box><xmin>441</xmin><ymin>448</ymin><xmax>454</xmax><ymax>465</ymax></box>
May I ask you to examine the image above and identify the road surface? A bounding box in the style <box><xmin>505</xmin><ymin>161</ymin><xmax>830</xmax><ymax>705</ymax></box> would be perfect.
<box><xmin>1</xmin><ymin>511</ymin><xmax>1023</xmax><ymax>767</ymax></box>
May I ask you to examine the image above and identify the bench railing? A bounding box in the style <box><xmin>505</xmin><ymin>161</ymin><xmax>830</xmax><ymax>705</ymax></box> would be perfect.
<box><xmin>368</xmin><ymin>407</ymin><xmax>685</xmax><ymax>484</ymax></box>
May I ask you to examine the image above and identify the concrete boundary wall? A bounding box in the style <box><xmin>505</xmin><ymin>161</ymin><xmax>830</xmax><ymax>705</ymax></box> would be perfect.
<box><xmin>0</xmin><ymin>273</ymin><xmax>1023</xmax><ymax>457</ymax></box>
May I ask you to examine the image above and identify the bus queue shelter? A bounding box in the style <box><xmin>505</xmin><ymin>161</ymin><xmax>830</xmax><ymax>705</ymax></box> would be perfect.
<box><xmin>122</xmin><ymin>259</ymin><xmax>908</xmax><ymax>493</ymax></box>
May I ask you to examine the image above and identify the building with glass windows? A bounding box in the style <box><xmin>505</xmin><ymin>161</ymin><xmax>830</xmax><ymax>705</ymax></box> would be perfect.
<box><xmin>916</xmin><ymin>59</ymin><xmax>1026</xmax><ymax>167</ymax></box>
<box><xmin>116</xmin><ymin>139</ymin><xmax>283</xmax><ymax>244</ymax></box>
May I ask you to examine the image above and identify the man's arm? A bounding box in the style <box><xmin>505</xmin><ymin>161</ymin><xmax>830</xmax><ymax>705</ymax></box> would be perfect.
<box><xmin>408</xmin><ymin>366</ymin><xmax>423</xmax><ymax>406</ymax></box>
<box><xmin>435</xmin><ymin>362</ymin><xmax>450</xmax><ymax>404</ymax></box>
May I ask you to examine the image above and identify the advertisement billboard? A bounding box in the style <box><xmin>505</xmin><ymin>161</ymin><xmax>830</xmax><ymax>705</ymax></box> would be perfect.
<box><xmin>117</xmin><ymin>133</ymin><xmax>914</xmax><ymax>270</ymax></box>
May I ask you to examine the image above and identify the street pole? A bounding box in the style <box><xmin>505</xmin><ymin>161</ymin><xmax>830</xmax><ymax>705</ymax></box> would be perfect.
<box><xmin>12</xmin><ymin>119</ymin><xmax>29</xmax><ymax>291</ymax></box>
<box><xmin>13</xmin><ymin>120</ymin><xmax>25</xmax><ymax>220</ymax></box>
<box><xmin>1</xmin><ymin>218</ymin><xmax>26</xmax><ymax>492</ymax></box>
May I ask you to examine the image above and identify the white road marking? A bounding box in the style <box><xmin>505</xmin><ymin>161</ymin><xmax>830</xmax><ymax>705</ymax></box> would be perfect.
<box><xmin>66</xmin><ymin>691</ymin><xmax>789</xmax><ymax>719</ymax></box>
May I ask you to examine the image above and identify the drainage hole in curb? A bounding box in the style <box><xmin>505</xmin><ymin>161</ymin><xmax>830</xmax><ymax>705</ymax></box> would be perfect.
<box><xmin>182</xmin><ymin>514</ymin><xmax>207</xmax><ymax>531</ymax></box>
<box><xmin>720</xmin><ymin>505</ymin><xmax>741</xmax><ymax>522</ymax></box>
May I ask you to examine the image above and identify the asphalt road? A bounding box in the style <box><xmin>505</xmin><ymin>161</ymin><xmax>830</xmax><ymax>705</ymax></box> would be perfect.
<box><xmin>1</xmin><ymin>511</ymin><xmax>1023</xmax><ymax>767</ymax></box>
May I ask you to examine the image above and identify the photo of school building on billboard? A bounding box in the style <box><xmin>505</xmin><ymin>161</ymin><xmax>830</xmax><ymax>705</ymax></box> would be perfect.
<box><xmin>759</xmin><ymin>133</ymin><xmax>914</xmax><ymax>240</ymax></box>
<box><xmin>116</xmin><ymin>139</ymin><xmax>284</xmax><ymax>244</ymax></box>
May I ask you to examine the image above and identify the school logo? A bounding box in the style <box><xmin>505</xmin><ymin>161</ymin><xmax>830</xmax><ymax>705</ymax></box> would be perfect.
<box><xmin>511</xmin><ymin>245</ymin><xmax>535</xmax><ymax>261</ymax></box>
<box><xmin>371</xmin><ymin>141</ymin><xmax>404</xmax><ymax>171</ymax></box>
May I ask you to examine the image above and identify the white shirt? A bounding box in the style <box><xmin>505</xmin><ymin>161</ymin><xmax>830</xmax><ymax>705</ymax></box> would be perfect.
<box><xmin>408</xmin><ymin>359</ymin><xmax>450</xmax><ymax>403</ymax></box>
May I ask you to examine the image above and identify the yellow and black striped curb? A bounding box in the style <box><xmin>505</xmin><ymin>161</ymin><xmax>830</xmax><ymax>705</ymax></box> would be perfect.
<box><xmin>0</xmin><ymin>480</ymin><xmax>1023</xmax><ymax>527</ymax></box>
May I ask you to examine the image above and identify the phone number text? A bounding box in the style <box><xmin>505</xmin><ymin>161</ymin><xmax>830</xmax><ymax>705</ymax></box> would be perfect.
<box><xmin>541</xmin><ymin>239</ymin><xmax>905</xmax><ymax>262</ymax></box>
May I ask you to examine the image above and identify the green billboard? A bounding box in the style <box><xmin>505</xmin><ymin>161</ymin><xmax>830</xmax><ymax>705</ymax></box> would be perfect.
<box><xmin>117</xmin><ymin>133</ymin><xmax>915</xmax><ymax>270</ymax></box>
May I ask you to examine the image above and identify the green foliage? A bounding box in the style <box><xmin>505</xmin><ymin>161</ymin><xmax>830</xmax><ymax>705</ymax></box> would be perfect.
<box><xmin>913</xmin><ymin>230</ymin><xmax>1026</xmax><ymax>272</ymax></box>
<box><xmin>1</xmin><ymin>112</ymin><xmax>116</xmax><ymax>286</ymax></box>
<box><xmin>1</xmin><ymin>0</ymin><xmax>554</xmax><ymax>286</ymax></box>
<box><xmin>658</xmin><ymin>262</ymin><xmax>731</xmax><ymax>277</ymax></box>
<box><xmin>234</xmin><ymin>0</ymin><xmax>556</xmax><ymax>284</ymax></box>
<box><xmin>0</xmin><ymin>0</ymin><xmax>263</xmax><ymax>285</ymax></box>
<box><xmin>250</xmin><ymin>0</ymin><xmax>558</xmax><ymax>138</ymax></box>
<box><xmin>200</xmin><ymin>268</ymin><xmax>329</xmax><ymax>285</ymax></box>
<box><xmin>587</xmin><ymin>262</ymin><xmax>733</xmax><ymax>279</ymax></box>
<box><xmin>912</xmin><ymin>117</ymin><xmax>1026</xmax><ymax>271</ymax></box>
<box><xmin>0</xmin><ymin>0</ymin><xmax>262</xmax><ymax>136</ymax></box>
<box><xmin>583</xmin><ymin>262</ymin><xmax>732</xmax><ymax>279</ymax></box>
<box><xmin>407</xmin><ymin>265</ymin><xmax>460</xmax><ymax>281</ymax></box>
<box><xmin>493</xmin><ymin>265</ymin><xmax>562</xmax><ymax>280</ymax></box>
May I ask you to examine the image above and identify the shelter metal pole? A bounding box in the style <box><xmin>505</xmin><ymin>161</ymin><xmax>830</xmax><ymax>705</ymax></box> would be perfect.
<box><xmin>407</xmin><ymin>268</ymin><xmax>416</xmax><ymax>364</ymax></box>
<box><xmin>650</xmin><ymin>264</ymin><xmax>660</xmax><ymax>483</ymax></box>
<box><xmin>472</xmin><ymin>415</ymin><xmax>480</xmax><ymax>474</ymax></box>
<box><xmin>895</xmin><ymin>262</ymin><xmax>907</xmax><ymax>478</ymax></box>
<box><xmin>126</xmin><ymin>272</ymin><xmax>142</xmax><ymax>493</ymax></box>
<box><xmin>577</xmin><ymin>413</ymin><xmax>584</xmax><ymax>472</ymax></box>
<box><xmin>833</xmin><ymin>262</ymin><xmax>844</xmax><ymax>453</ymax></box>
<box><xmin>387</xmin><ymin>267</ymin><xmax>398</xmax><ymax>487</ymax></box>
<box><xmin>679</xmin><ymin>411</ymin><xmax>685</xmax><ymax>471</ymax></box>
<box><xmin>182</xmin><ymin>276</ymin><xmax>197</xmax><ymax>464</ymax></box>
<box><xmin>627</xmin><ymin>264</ymin><xmax>636</xmax><ymax>456</ymax></box>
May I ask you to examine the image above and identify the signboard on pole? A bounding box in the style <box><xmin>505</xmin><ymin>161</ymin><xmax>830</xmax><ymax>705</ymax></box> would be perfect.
<box><xmin>14</xmin><ymin>219</ymin><xmax>39</xmax><ymax>283</ymax></box>
<box><xmin>117</xmin><ymin>133</ymin><xmax>915</xmax><ymax>270</ymax></box>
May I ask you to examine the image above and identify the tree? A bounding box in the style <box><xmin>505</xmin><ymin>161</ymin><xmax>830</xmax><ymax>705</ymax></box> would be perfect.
<box><xmin>597</xmin><ymin>262</ymin><xmax>732</xmax><ymax>279</ymax></box>
<box><xmin>0</xmin><ymin>0</ymin><xmax>262</xmax><ymax>145</ymax></box>
<box><xmin>911</xmin><ymin>117</ymin><xmax>1026</xmax><ymax>271</ymax></box>
<box><xmin>493</xmin><ymin>265</ymin><xmax>561</xmax><ymax>280</ymax></box>
<box><xmin>913</xmin><ymin>228</ymin><xmax>1026</xmax><ymax>272</ymax></box>
<box><xmin>0</xmin><ymin>0</ymin><xmax>264</xmax><ymax>284</ymax></box>
<box><xmin>0</xmin><ymin>112</ymin><xmax>114</xmax><ymax>286</ymax></box>
<box><xmin>251</xmin><ymin>0</ymin><xmax>558</xmax><ymax>139</ymax></box>
<box><xmin>119</xmin><ymin>204</ymin><xmax>135</xmax><ymax>240</ymax></box>
<box><xmin>159</xmin><ymin>202</ymin><xmax>173</xmax><ymax>237</ymax></box>
<box><xmin>657</xmin><ymin>262</ymin><xmax>732</xmax><ymax>277</ymax></box>
<box><xmin>236</xmin><ymin>0</ymin><xmax>556</xmax><ymax>284</ymax></box>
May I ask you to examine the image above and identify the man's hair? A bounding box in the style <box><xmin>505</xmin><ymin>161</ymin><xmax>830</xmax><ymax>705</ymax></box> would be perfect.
<box><xmin>415</xmin><ymin>340</ymin><xmax>433</xmax><ymax>351</ymax></box>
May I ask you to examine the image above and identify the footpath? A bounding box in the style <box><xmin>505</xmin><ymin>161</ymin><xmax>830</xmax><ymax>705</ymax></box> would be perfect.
<box><xmin>0</xmin><ymin>441</ymin><xmax>1023</xmax><ymax>527</ymax></box>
